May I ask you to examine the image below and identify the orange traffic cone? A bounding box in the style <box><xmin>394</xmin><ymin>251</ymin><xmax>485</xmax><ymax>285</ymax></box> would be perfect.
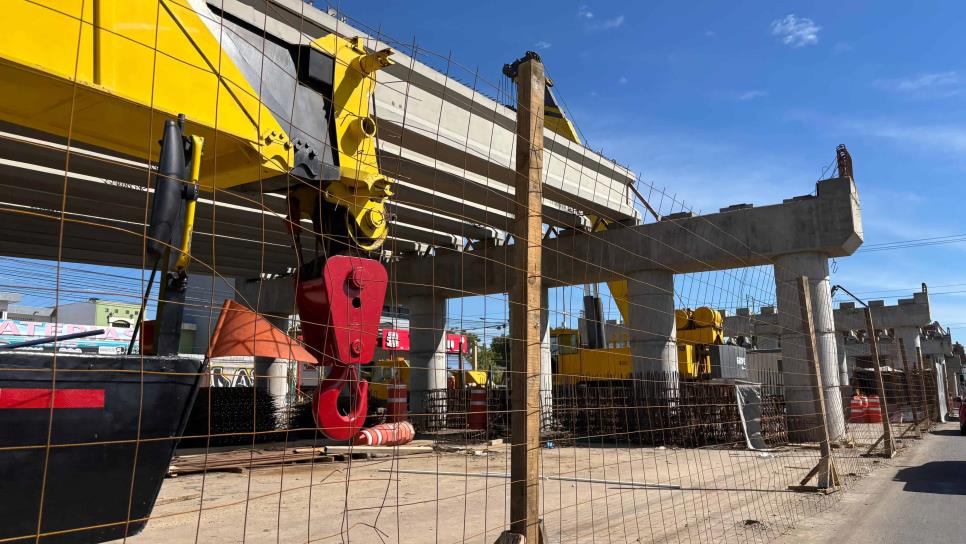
<box><xmin>207</xmin><ymin>299</ymin><xmax>317</xmax><ymax>364</ymax></box>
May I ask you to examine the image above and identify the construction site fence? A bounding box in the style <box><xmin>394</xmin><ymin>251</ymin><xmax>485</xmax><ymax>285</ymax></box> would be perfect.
<box><xmin>410</xmin><ymin>371</ymin><xmax>788</xmax><ymax>448</ymax></box>
<box><xmin>845</xmin><ymin>366</ymin><xmax>941</xmax><ymax>423</ymax></box>
<box><xmin>176</xmin><ymin>365</ymin><xmax>939</xmax><ymax>449</ymax></box>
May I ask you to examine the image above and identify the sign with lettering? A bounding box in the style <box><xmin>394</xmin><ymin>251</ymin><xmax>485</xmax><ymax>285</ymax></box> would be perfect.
<box><xmin>0</xmin><ymin>320</ymin><xmax>132</xmax><ymax>354</ymax></box>
<box><xmin>381</xmin><ymin>328</ymin><xmax>410</xmax><ymax>351</ymax></box>
<box><xmin>378</xmin><ymin>329</ymin><xmax>467</xmax><ymax>354</ymax></box>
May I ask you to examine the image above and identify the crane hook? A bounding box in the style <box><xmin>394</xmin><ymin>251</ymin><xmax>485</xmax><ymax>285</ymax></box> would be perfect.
<box><xmin>313</xmin><ymin>364</ymin><xmax>369</xmax><ymax>441</ymax></box>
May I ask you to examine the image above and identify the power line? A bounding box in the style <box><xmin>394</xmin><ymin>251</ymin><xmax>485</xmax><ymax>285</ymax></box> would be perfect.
<box><xmin>856</xmin><ymin>233</ymin><xmax>966</xmax><ymax>253</ymax></box>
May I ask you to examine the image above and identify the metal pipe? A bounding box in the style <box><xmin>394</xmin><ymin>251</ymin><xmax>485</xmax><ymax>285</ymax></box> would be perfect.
<box><xmin>377</xmin><ymin>468</ymin><xmax>680</xmax><ymax>489</ymax></box>
<box><xmin>0</xmin><ymin>329</ymin><xmax>106</xmax><ymax>350</ymax></box>
<box><xmin>628</xmin><ymin>181</ymin><xmax>662</xmax><ymax>222</ymax></box>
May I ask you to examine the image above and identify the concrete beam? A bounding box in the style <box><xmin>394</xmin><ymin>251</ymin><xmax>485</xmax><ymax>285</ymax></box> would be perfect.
<box><xmin>834</xmin><ymin>291</ymin><xmax>931</xmax><ymax>331</ymax></box>
<box><xmin>218</xmin><ymin>0</ymin><xmax>640</xmax><ymax>224</ymax></box>
<box><xmin>392</xmin><ymin>178</ymin><xmax>862</xmax><ymax>297</ymax></box>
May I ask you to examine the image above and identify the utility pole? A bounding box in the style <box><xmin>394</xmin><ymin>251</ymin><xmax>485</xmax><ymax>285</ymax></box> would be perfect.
<box><xmin>504</xmin><ymin>51</ymin><xmax>545</xmax><ymax>544</ymax></box>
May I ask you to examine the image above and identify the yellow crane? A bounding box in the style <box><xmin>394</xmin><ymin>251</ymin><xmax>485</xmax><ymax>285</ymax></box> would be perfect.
<box><xmin>0</xmin><ymin>0</ymin><xmax>400</xmax><ymax>440</ymax></box>
<box><xmin>0</xmin><ymin>0</ymin><xmax>393</xmax><ymax>248</ymax></box>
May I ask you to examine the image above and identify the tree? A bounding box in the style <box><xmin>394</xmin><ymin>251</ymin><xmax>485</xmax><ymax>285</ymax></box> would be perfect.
<box><xmin>463</xmin><ymin>332</ymin><xmax>508</xmax><ymax>384</ymax></box>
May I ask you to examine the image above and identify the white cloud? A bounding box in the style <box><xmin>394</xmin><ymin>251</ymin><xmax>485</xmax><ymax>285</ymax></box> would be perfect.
<box><xmin>594</xmin><ymin>14</ymin><xmax>625</xmax><ymax>30</ymax></box>
<box><xmin>618</xmin><ymin>76</ymin><xmax>628</xmax><ymax>84</ymax></box>
<box><xmin>705</xmin><ymin>30</ymin><xmax>716</xmax><ymax>37</ymax></box>
<box><xmin>770</xmin><ymin>14</ymin><xmax>820</xmax><ymax>47</ymax></box>
<box><xmin>737</xmin><ymin>90</ymin><xmax>768</xmax><ymax>101</ymax></box>
<box><xmin>875</xmin><ymin>71</ymin><xmax>959</xmax><ymax>94</ymax></box>
<box><xmin>577</xmin><ymin>5</ymin><xmax>594</xmax><ymax>19</ymax></box>
<box><xmin>534</xmin><ymin>40</ymin><xmax>552</xmax><ymax>50</ymax></box>
<box><xmin>844</xmin><ymin>119</ymin><xmax>966</xmax><ymax>154</ymax></box>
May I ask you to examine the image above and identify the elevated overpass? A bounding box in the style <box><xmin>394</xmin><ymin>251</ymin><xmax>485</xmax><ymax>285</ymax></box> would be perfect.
<box><xmin>0</xmin><ymin>0</ymin><xmax>640</xmax><ymax>278</ymax></box>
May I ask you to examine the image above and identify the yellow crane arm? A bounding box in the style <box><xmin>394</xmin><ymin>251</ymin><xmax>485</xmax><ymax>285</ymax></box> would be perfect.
<box><xmin>0</xmin><ymin>0</ymin><xmax>294</xmax><ymax>190</ymax></box>
<box><xmin>0</xmin><ymin>0</ymin><xmax>397</xmax><ymax>251</ymax></box>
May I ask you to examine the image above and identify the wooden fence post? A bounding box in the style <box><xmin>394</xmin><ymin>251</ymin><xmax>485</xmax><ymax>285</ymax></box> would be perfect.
<box><xmin>915</xmin><ymin>346</ymin><xmax>934</xmax><ymax>426</ymax></box>
<box><xmin>863</xmin><ymin>307</ymin><xmax>895</xmax><ymax>457</ymax></box>
<box><xmin>896</xmin><ymin>338</ymin><xmax>922</xmax><ymax>439</ymax></box>
<box><xmin>504</xmin><ymin>51</ymin><xmax>545</xmax><ymax>544</ymax></box>
<box><xmin>790</xmin><ymin>276</ymin><xmax>841</xmax><ymax>492</ymax></box>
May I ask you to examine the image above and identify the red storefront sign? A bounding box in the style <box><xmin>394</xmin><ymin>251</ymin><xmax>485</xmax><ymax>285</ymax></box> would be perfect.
<box><xmin>446</xmin><ymin>333</ymin><xmax>468</xmax><ymax>354</ymax></box>
<box><xmin>381</xmin><ymin>329</ymin><xmax>410</xmax><ymax>351</ymax></box>
<box><xmin>379</xmin><ymin>329</ymin><xmax>467</xmax><ymax>354</ymax></box>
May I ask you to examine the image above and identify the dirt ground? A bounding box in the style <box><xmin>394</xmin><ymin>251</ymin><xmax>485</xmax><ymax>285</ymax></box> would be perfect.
<box><xmin>112</xmin><ymin>421</ymin><xmax>915</xmax><ymax>544</ymax></box>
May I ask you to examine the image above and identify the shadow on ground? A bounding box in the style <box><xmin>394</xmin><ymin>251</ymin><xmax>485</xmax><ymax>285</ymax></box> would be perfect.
<box><xmin>930</xmin><ymin>428</ymin><xmax>963</xmax><ymax>437</ymax></box>
<box><xmin>893</xmin><ymin>461</ymin><xmax>966</xmax><ymax>495</ymax></box>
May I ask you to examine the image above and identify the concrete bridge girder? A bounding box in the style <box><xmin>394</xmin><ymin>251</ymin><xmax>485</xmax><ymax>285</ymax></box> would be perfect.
<box><xmin>390</xmin><ymin>177</ymin><xmax>862</xmax><ymax>298</ymax></box>
<box><xmin>226</xmin><ymin>177</ymin><xmax>863</xmax><ymax>440</ymax></box>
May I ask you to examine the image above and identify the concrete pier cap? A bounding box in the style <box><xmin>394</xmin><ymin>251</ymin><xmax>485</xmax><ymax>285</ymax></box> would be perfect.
<box><xmin>835</xmin><ymin>290</ymin><xmax>931</xmax><ymax>371</ymax></box>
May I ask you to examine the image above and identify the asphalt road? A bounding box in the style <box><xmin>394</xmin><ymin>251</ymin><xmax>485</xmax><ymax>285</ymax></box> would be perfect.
<box><xmin>779</xmin><ymin>422</ymin><xmax>966</xmax><ymax>544</ymax></box>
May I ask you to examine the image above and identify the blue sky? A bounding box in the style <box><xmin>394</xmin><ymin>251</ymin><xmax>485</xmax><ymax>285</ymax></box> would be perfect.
<box><xmin>331</xmin><ymin>1</ymin><xmax>966</xmax><ymax>330</ymax></box>
<box><xmin>3</xmin><ymin>2</ymin><xmax>964</xmax><ymax>340</ymax></box>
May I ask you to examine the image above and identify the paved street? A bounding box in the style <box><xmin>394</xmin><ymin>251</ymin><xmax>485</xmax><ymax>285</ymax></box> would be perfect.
<box><xmin>779</xmin><ymin>422</ymin><xmax>966</xmax><ymax>544</ymax></box>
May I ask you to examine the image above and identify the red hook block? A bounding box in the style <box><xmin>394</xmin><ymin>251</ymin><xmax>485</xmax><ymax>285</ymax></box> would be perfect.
<box><xmin>313</xmin><ymin>364</ymin><xmax>369</xmax><ymax>441</ymax></box>
<box><xmin>297</xmin><ymin>255</ymin><xmax>387</xmax><ymax>365</ymax></box>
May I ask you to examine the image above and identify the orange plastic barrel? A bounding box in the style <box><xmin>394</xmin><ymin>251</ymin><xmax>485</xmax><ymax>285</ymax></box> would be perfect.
<box><xmin>849</xmin><ymin>395</ymin><xmax>866</xmax><ymax>423</ymax></box>
<box><xmin>387</xmin><ymin>379</ymin><xmax>408</xmax><ymax>422</ymax></box>
<box><xmin>866</xmin><ymin>395</ymin><xmax>883</xmax><ymax>423</ymax></box>
<box><xmin>468</xmin><ymin>388</ymin><xmax>488</xmax><ymax>430</ymax></box>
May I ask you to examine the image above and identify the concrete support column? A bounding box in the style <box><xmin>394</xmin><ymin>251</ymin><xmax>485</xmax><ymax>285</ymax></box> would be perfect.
<box><xmin>626</xmin><ymin>270</ymin><xmax>677</xmax><ymax>377</ymax></box>
<box><xmin>408</xmin><ymin>295</ymin><xmax>448</xmax><ymax>423</ymax></box>
<box><xmin>540</xmin><ymin>287</ymin><xmax>553</xmax><ymax>429</ymax></box>
<box><xmin>254</xmin><ymin>313</ymin><xmax>292</xmax><ymax>404</ymax></box>
<box><xmin>774</xmin><ymin>252</ymin><xmax>845</xmax><ymax>442</ymax></box>
<box><xmin>254</xmin><ymin>355</ymin><xmax>289</xmax><ymax>402</ymax></box>
<box><xmin>835</xmin><ymin>332</ymin><xmax>850</xmax><ymax>388</ymax></box>
<box><xmin>948</xmin><ymin>356</ymin><xmax>963</xmax><ymax>397</ymax></box>
<box><xmin>935</xmin><ymin>356</ymin><xmax>949</xmax><ymax>420</ymax></box>
<box><xmin>235</xmin><ymin>279</ymin><xmax>295</xmax><ymax>414</ymax></box>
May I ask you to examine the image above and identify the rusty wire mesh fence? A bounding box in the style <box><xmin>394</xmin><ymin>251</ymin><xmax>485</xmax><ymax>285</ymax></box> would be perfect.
<box><xmin>0</xmin><ymin>1</ymin><xmax>954</xmax><ymax>544</ymax></box>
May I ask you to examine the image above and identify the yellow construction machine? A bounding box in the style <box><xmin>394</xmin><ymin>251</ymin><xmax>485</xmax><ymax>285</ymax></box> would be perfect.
<box><xmin>551</xmin><ymin>306</ymin><xmax>727</xmax><ymax>384</ymax></box>
<box><xmin>368</xmin><ymin>358</ymin><xmax>487</xmax><ymax>402</ymax></box>
<box><xmin>0</xmin><ymin>0</ymin><xmax>401</xmax><ymax>440</ymax></box>
<box><xmin>368</xmin><ymin>358</ymin><xmax>411</xmax><ymax>402</ymax></box>
<box><xmin>674</xmin><ymin>307</ymin><xmax>725</xmax><ymax>379</ymax></box>
<box><xmin>0</xmin><ymin>0</ymin><xmax>394</xmax><ymax>249</ymax></box>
